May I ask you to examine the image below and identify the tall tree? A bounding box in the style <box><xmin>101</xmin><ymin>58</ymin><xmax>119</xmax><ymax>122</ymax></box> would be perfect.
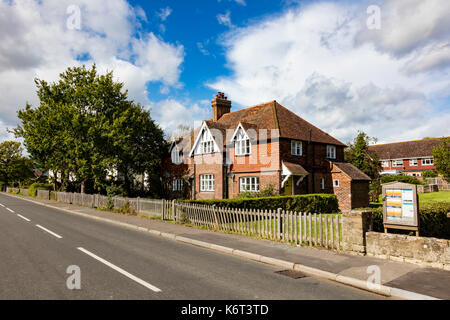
<box><xmin>345</xmin><ymin>132</ymin><xmax>381</xmax><ymax>201</ymax></box>
<box><xmin>433</xmin><ymin>137</ymin><xmax>450</xmax><ymax>181</ymax></box>
<box><xmin>15</xmin><ymin>65</ymin><xmax>166</xmax><ymax>195</ymax></box>
<box><xmin>0</xmin><ymin>141</ymin><xmax>34</xmax><ymax>187</ymax></box>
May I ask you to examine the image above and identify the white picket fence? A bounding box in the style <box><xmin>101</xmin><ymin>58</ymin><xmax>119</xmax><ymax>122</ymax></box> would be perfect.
<box><xmin>174</xmin><ymin>202</ymin><xmax>342</xmax><ymax>250</ymax></box>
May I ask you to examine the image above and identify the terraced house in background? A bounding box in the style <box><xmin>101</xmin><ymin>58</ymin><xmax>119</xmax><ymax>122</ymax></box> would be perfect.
<box><xmin>162</xmin><ymin>93</ymin><xmax>371</xmax><ymax>211</ymax></box>
<box><xmin>368</xmin><ymin>137</ymin><xmax>447</xmax><ymax>178</ymax></box>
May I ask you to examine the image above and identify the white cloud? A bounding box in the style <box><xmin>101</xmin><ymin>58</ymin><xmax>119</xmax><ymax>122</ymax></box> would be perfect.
<box><xmin>150</xmin><ymin>100</ymin><xmax>209</xmax><ymax>135</ymax></box>
<box><xmin>208</xmin><ymin>1</ymin><xmax>450</xmax><ymax>143</ymax></box>
<box><xmin>157</xmin><ymin>6</ymin><xmax>172</xmax><ymax>21</ymax></box>
<box><xmin>217</xmin><ymin>11</ymin><xmax>234</xmax><ymax>28</ymax></box>
<box><xmin>0</xmin><ymin>0</ymin><xmax>184</xmax><ymax>141</ymax></box>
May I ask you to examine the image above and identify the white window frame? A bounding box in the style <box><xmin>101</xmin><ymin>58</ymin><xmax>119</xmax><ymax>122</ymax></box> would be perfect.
<box><xmin>422</xmin><ymin>158</ymin><xmax>434</xmax><ymax>166</ymax></box>
<box><xmin>171</xmin><ymin>146</ymin><xmax>182</xmax><ymax>164</ymax></box>
<box><xmin>381</xmin><ymin>161</ymin><xmax>389</xmax><ymax>168</ymax></box>
<box><xmin>239</xmin><ymin>177</ymin><xmax>260</xmax><ymax>192</ymax></box>
<box><xmin>234</xmin><ymin>128</ymin><xmax>251</xmax><ymax>156</ymax></box>
<box><xmin>173</xmin><ymin>179</ymin><xmax>183</xmax><ymax>191</ymax></box>
<box><xmin>200</xmin><ymin>174</ymin><xmax>214</xmax><ymax>192</ymax></box>
<box><xmin>333</xmin><ymin>179</ymin><xmax>339</xmax><ymax>187</ymax></box>
<box><xmin>320</xmin><ymin>178</ymin><xmax>325</xmax><ymax>190</ymax></box>
<box><xmin>326</xmin><ymin>145</ymin><xmax>336</xmax><ymax>159</ymax></box>
<box><xmin>291</xmin><ymin>140</ymin><xmax>302</xmax><ymax>156</ymax></box>
<box><xmin>409</xmin><ymin>159</ymin><xmax>417</xmax><ymax>166</ymax></box>
<box><xmin>393</xmin><ymin>160</ymin><xmax>403</xmax><ymax>167</ymax></box>
<box><xmin>199</xmin><ymin>128</ymin><xmax>215</xmax><ymax>154</ymax></box>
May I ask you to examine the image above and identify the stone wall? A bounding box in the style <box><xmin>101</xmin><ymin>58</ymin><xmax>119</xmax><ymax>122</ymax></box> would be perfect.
<box><xmin>342</xmin><ymin>210</ymin><xmax>372</xmax><ymax>255</ymax></box>
<box><xmin>366</xmin><ymin>232</ymin><xmax>450</xmax><ymax>270</ymax></box>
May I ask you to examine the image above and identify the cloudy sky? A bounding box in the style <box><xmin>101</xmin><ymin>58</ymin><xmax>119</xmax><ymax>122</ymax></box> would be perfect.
<box><xmin>0</xmin><ymin>0</ymin><xmax>449</xmax><ymax>144</ymax></box>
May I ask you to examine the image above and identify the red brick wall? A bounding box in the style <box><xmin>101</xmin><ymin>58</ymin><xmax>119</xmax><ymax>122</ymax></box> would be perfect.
<box><xmin>193</xmin><ymin>153</ymin><xmax>224</xmax><ymax>200</ymax></box>
<box><xmin>331</xmin><ymin>171</ymin><xmax>352</xmax><ymax>212</ymax></box>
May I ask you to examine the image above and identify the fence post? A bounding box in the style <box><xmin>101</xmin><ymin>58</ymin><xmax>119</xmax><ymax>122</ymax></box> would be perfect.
<box><xmin>277</xmin><ymin>208</ymin><xmax>282</xmax><ymax>240</ymax></box>
<box><xmin>137</xmin><ymin>197</ymin><xmax>140</xmax><ymax>214</ymax></box>
<box><xmin>162</xmin><ymin>199</ymin><xmax>165</xmax><ymax>220</ymax></box>
<box><xmin>172</xmin><ymin>199</ymin><xmax>176</xmax><ymax>222</ymax></box>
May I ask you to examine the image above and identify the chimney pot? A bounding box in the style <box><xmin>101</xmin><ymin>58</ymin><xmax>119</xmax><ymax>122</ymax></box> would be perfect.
<box><xmin>212</xmin><ymin>92</ymin><xmax>231</xmax><ymax>121</ymax></box>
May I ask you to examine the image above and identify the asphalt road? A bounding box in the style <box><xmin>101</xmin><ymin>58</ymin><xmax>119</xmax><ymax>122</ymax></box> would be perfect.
<box><xmin>0</xmin><ymin>193</ymin><xmax>388</xmax><ymax>300</ymax></box>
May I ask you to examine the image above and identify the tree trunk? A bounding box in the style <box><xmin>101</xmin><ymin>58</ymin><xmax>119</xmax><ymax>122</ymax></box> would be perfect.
<box><xmin>81</xmin><ymin>181</ymin><xmax>85</xmax><ymax>194</ymax></box>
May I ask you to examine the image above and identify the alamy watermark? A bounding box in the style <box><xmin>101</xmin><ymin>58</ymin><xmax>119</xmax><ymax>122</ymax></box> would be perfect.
<box><xmin>66</xmin><ymin>265</ymin><xmax>81</xmax><ymax>290</ymax></box>
<box><xmin>366</xmin><ymin>265</ymin><xmax>381</xmax><ymax>291</ymax></box>
<box><xmin>366</xmin><ymin>5</ymin><xmax>381</xmax><ymax>30</ymax></box>
<box><xmin>66</xmin><ymin>5</ymin><xmax>81</xmax><ymax>30</ymax></box>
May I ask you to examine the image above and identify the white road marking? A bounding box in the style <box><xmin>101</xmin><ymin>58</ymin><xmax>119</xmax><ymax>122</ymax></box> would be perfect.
<box><xmin>0</xmin><ymin>203</ymin><xmax>4</xmax><ymax>207</ymax></box>
<box><xmin>36</xmin><ymin>224</ymin><xmax>63</xmax><ymax>239</ymax></box>
<box><xmin>17</xmin><ymin>214</ymin><xmax>31</xmax><ymax>222</ymax></box>
<box><xmin>6</xmin><ymin>208</ymin><xmax>14</xmax><ymax>213</ymax></box>
<box><xmin>77</xmin><ymin>247</ymin><xmax>162</xmax><ymax>293</ymax></box>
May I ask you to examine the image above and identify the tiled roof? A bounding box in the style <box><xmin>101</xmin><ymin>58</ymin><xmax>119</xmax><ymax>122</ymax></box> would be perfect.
<box><xmin>368</xmin><ymin>137</ymin><xmax>447</xmax><ymax>160</ymax></box>
<box><xmin>214</xmin><ymin>100</ymin><xmax>346</xmax><ymax>146</ymax></box>
<box><xmin>283</xmin><ymin>161</ymin><xmax>309</xmax><ymax>175</ymax></box>
<box><xmin>333</xmin><ymin>162</ymin><xmax>371</xmax><ymax>181</ymax></box>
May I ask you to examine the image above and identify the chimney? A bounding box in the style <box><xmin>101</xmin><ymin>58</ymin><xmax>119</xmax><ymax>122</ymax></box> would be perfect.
<box><xmin>212</xmin><ymin>92</ymin><xmax>231</xmax><ymax>121</ymax></box>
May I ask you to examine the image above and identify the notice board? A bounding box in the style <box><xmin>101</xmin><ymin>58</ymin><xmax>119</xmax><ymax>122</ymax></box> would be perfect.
<box><xmin>382</xmin><ymin>182</ymin><xmax>419</xmax><ymax>232</ymax></box>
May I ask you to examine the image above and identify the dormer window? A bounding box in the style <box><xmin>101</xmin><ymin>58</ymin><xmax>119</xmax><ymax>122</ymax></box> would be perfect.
<box><xmin>326</xmin><ymin>145</ymin><xmax>336</xmax><ymax>159</ymax></box>
<box><xmin>234</xmin><ymin>127</ymin><xmax>250</xmax><ymax>156</ymax></box>
<box><xmin>171</xmin><ymin>145</ymin><xmax>182</xmax><ymax>164</ymax></box>
<box><xmin>199</xmin><ymin>128</ymin><xmax>215</xmax><ymax>154</ymax></box>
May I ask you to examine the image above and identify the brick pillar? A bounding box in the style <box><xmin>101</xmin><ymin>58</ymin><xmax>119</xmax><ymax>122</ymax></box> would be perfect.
<box><xmin>342</xmin><ymin>210</ymin><xmax>372</xmax><ymax>255</ymax></box>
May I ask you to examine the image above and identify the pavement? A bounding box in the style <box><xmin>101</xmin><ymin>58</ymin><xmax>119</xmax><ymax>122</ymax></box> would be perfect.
<box><xmin>1</xmin><ymin>192</ymin><xmax>449</xmax><ymax>300</ymax></box>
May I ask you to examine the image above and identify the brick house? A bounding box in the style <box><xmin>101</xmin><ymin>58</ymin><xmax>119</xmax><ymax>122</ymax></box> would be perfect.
<box><xmin>368</xmin><ymin>138</ymin><xmax>446</xmax><ymax>178</ymax></box>
<box><xmin>162</xmin><ymin>93</ymin><xmax>371</xmax><ymax>211</ymax></box>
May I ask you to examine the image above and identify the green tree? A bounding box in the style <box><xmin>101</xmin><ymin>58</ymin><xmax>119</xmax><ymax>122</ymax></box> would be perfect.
<box><xmin>345</xmin><ymin>132</ymin><xmax>381</xmax><ymax>201</ymax></box>
<box><xmin>433</xmin><ymin>138</ymin><xmax>450</xmax><ymax>181</ymax></box>
<box><xmin>15</xmin><ymin>65</ymin><xmax>166</xmax><ymax>195</ymax></box>
<box><xmin>0</xmin><ymin>141</ymin><xmax>34</xmax><ymax>188</ymax></box>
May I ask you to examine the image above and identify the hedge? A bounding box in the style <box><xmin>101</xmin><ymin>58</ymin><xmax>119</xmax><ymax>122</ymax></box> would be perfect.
<box><xmin>372</xmin><ymin>202</ymin><xmax>450</xmax><ymax>239</ymax></box>
<box><xmin>183</xmin><ymin>194</ymin><xmax>339</xmax><ymax>214</ymax></box>
<box><xmin>380</xmin><ymin>175</ymin><xmax>425</xmax><ymax>185</ymax></box>
<box><xmin>28</xmin><ymin>183</ymin><xmax>53</xmax><ymax>197</ymax></box>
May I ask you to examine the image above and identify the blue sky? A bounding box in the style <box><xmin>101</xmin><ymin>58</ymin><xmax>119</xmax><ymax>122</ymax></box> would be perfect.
<box><xmin>0</xmin><ymin>0</ymin><xmax>449</xmax><ymax>144</ymax></box>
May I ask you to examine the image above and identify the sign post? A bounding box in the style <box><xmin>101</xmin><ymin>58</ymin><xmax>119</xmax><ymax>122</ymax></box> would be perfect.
<box><xmin>382</xmin><ymin>182</ymin><xmax>419</xmax><ymax>236</ymax></box>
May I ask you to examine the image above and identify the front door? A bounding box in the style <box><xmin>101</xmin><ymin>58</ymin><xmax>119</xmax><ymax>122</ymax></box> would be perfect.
<box><xmin>284</xmin><ymin>176</ymin><xmax>294</xmax><ymax>195</ymax></box>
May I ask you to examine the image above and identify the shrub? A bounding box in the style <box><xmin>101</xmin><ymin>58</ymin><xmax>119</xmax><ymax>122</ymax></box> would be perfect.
<box><xmin>422</xmin><ymin>170</ymin><xmax>438</xmax><ymax>179</ymax></box>
<box><xmin>184</xmin><ymin>194</ymin><xmax>339</xmax><ymax>214</ymax></box>
<box><xmin>28</xmin><ymin>183</ymin><xmax>53</xmax><ymax>197</ymax></box>
<box><xmin>118</xmin><ymin>200</ymin><xmax>137</xmax><ymax>215</ymax></box>
<box><xmin>236</xmin><ymin>184</ymin><xmax>277</xmax><ymax>199</ymax></box>
<box><xmin>380</xmin><ymin>175</ymin><xmax>425</xmax><ymax>185</ymax></box>
<box><xmin>371</xmin><ymin>202</ymin><xmax>450</xmax><ymax>239</ymax></box>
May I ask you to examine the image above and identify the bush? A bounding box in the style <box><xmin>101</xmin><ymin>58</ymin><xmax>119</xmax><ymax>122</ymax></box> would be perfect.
<box><xmin>380</xmin><ymin>175</ymin><xmax>425</xmax><ymax>185</ymax></box>
<box><xmin>184</xmin><ymin>194</ymin><xmax>339</xmax><ymax>214</ymax></box>
<box><xmin>236</xmin><ymin>184</ymin><xmax>276</xmax><ymax>199</ymax></box>
<box><xmin>118</xmin><ymin>200</ymin><xmax>136</xmax><ymax>215</ymax></box>
<box><xmin>371</xmin><ymin>202</ymin><xmax>450</xmax><ymax>239</ymax></box>
<box><xmin>422</xmin><ymin>170</ymin><xmax>438</xmax><ymax>179</ymax></box>
<box><xmin>28</xmin><ymin>183</ymin><xmax>53</xmax><ymax>197</ymax></box>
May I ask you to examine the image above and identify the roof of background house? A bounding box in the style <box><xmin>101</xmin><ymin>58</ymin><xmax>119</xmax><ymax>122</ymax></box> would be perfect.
<box><xmin>332</xmin><ymin>162</ymin><xmax>371</xmax><ymax>181</ymax></box>
<box><xmin>368</xmin><ymin>137</ymin><xmax>447</xmax><ymax>160</ymax></box>
<box><xmin>212</xmin><ymin>100</ymin><xmax>346</xmax><ymax>146</ymax></box>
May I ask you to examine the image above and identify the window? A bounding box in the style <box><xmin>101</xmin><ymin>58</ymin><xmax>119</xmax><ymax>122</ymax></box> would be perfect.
<box><xmin>381</xmin><ymin>161</ymin><xmax>389</xmax><ymax>167</ymax></box>
<box><xmin>333</xmin><ymin>179</ymin><xmax>339</xmax><ymax>187</ymax></box>
<box><xmin>320</xmin><ymin>178</ymin><xmax>325</xmax><ymax>190</ymax></box>
<box><xmin>291</xmin><ymin>141</ymin><xmax>302</xmax><ymax>156</ymax></box>
<box><xmin>173</xmin><ymin>179</ymin><xmax>183</xmax><ymax>191</ymax></box>
<box><xmin>409</xmin><ymin>159</ymin><xmax>417</xmax><ymax>166</ymax></box>
<box><xmin>198</xmin><ymin>128</ymin><xmax>215</xmax><ymax>154</ymax></box>
<box><xmin>239</xmin><ymin>177</ymin><xmax>260</xmax><ymax>192</ymax></box>
<box><xmin>234</xmin><ymin>128</ymin><xmax>251</xmax><ymax>156</ymax></box>
<box><xmin>200</xmin><ymin>174</ymin><xmax>214</xmax><ymax>192</ymax></box>
<box><xmin>407</xmin><ymin>173</ymin><xmax>421</xmax><ymax>177</ymax></box>
<box><xmin>326</xmin><ymin>145</ymin><xmax>336</xmax><ymax>159</ymax></box>
<box><xmin>171</xmin><ymin>146</ymin><xmax>182</xmax><ymax>164</ymax></box>
<box><xmin>422</xmin><ymin>158</ymin><xmax>434</xmax><ymax>165</ymax></box>
<box><xmin>393</xmin><ymin>160</ymin><xmax>403</xmax><ymax>167</ymax></box>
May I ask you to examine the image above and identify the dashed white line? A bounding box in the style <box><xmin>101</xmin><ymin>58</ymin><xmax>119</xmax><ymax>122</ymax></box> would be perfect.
<box><xmin>36</xmin><ymin>224</ymin><xmax>63</xmax><ymax>239</ymax></box>
<box><xmin>77</xmin><ymin>247</ymin><xmax>162</xmax><ymax>293</ymax></box>
<box><xmin>6</xmin><ymin>208</ymin><xmax>14</xmax><ymax>213</ymax></box>
<box><xmin>0</xmin><ymin>203</ymin><xmax>5</xmax><ymax>207</ymax></box>
<box><xmin>17</xmin><ymin>214</ymin><xmax>31</xmax><ymax>222</ymax></box>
